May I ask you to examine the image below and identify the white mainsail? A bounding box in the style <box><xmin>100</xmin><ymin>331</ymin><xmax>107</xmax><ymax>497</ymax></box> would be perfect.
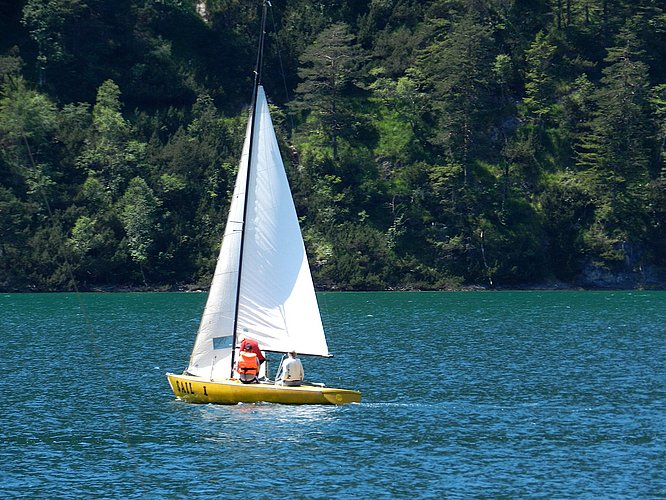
<box><xmin>187</xmin><ymin>86</ymin><xmax>329</xmax><ymax>380</ymax></box>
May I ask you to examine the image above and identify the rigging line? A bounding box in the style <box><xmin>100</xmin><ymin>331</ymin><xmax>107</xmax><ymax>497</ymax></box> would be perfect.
<box><xmin>254</xmin><ymin>0</ymin><xmax>269</xmax><ymax>87</ymax></box>
<box><xmin>18</xmin><ymin>123</ymin><xmax>130</xmax><ymax>444</ymax></box>
<box><xmin>230</xmin><ymin>0</ymin><xmax>269</xmax><ymax>377</ymax></box>
<box><xmin>268</xmin><ymin>3</ymin><xmax>295</xmax><ymax>132</ymax></box>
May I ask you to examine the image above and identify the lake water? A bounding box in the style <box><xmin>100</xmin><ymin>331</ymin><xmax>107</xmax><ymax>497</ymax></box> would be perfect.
<box><xmin>0</xmin><ymin>291</ymin><xmax>664</xmax><ymax>498</ymax></box>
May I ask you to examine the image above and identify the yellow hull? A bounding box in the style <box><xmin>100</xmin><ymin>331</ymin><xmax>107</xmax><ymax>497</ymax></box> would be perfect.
<box><xmin>166</xmin><ymin>373</ymin><xmax>361</xmax><ymax>405</ymax></box>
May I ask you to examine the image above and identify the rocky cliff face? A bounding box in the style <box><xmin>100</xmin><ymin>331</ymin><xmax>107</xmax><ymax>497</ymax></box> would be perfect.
<box><xmin>576</xmin><ymin>243</ymin><xmax>666</xmax><ymax>289</ymax></box>
<box><xmin>577</xmin><ymin>263</ymin><xmax>665</xmax><ymax>289</ymax></box>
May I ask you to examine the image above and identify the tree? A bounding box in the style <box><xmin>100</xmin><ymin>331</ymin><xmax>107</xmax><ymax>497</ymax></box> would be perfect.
<box><xmin>650</xmin><ymin>84</ymin><xmax>666</xmax><ymax>170</ymax></box>
<box><xmin>21</xmin><ymin>0</ymin><xmax>87</xmax><ymax>86</ymax></box>
<box><xmin>0</xmin><ymin>186</ymin><xmax>37</xmax><ymax>289</ymax></box>
<box><xmin>577</xmin><ymin>30</ymin><xmax>653</xmax><ymax>243</ymax></box>
<box><xmin>22</xmin><ymin>0</ymin><xmax>137</xmax><ymax>103</ymax></box>
<box><xmin>523</xmin><ymin>31</ymin><xmax>558</xmax><ymax>121</ymax></box>
<box><xmin>76</xmin><ymin>80</ymin><xmax>147</xmax><ymax>195</ymax></box>
<box><xmin>118</xmin><ymin>176</ymin><xmax>161</xmax><ymax>283</ymax></box>
<box><xmin>293</xmin><ymin>22</ymin><xmax>366</xmax><ymax>160</ymax></box>
<box><xmin>416</xmin><ymin>13</ymin><xmax>497</xmax><ymax>182</ymax></box>
<box><xmin>0</xmin><ymin>75</ymin><xmax>59</xmax><ymax>210</ymax></box>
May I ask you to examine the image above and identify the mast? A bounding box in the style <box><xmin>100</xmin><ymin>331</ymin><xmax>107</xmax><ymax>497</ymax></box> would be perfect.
<box><xmin>229</xmin><ymin>0</ymin><xmax>270</xmax><ymax>377</ymax></box>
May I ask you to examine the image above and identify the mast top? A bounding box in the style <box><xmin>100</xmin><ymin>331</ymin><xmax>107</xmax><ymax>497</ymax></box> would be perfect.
<box><xmin>253</xmin><ymin>0</ymin><xmax>270</xmax><ymax>92</ymax></box>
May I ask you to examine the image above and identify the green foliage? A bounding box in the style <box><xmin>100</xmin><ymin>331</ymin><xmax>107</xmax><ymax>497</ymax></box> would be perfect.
<box><xmin>540</xmin><ymin>175</ymin><xmax>593</xmax><ymax>279</ymax></box>
<box><xmin>1</xmin><ymin>0</ymin><xmax>665</xmax><ymax>291</ymax></box>
<box><xmin>650</xmin><ymin>84</ymin><xmax>666</xmax><ymax>167</ymax></box>
<box><xmin>414</xmin><ymin>11</ymin><xmax>498</xmax><ymax>177</ymax></box>
<box><xmin>576</xmin><ymin>27</ymin><xmax>654</xmax><ymax>250</ymax></box>
<box><xmin>293</xmin><ymin>22</ymin><xmax>367</xmax><ymax>160</ymax></box>
<box><xmin>76</xmin><ymin>80</ymin><xmax>150</xmax><ymax>196</ymax></box>
<box><xmin>118</xmin><ymin>177</ymin><xmax>161</xmax><ymax>268</ymax></box>
<box><xmin>524</xmin><ymin>31</ymin><xmax>558</xmax><ymax>119</ymax></box>
<box><xmin>315</xmin><ymin>222</ymin><xmax>395</xmax><ymax>290</ymax></box>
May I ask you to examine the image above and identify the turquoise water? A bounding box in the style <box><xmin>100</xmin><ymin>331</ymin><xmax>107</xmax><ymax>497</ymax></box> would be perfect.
<box><xmin>1</xmin><ymin>291</ymin><xmax>664</xmax><ymax>498</ymax></box>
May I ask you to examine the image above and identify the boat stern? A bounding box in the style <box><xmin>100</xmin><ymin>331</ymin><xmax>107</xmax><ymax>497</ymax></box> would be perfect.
<box><xmin>321</xmin><ymin>388</ymin><xmax>362</xmax><ymax>405</ymax></box>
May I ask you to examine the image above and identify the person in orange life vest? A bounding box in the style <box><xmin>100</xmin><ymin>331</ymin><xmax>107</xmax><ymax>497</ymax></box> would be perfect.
<box><xmin>277</xmin><ymin>350</ymin><xmax>304</xmax><ymax>386</ymax></box>
<box><xmin>236</xmin><ymin>343</ymin><xmax>259</xmax><ymax>383</ymax></box>
<box><xmin>239</xmin><ymin>337</ymin><xmax>265</xmax><ymax>364</ymax></box>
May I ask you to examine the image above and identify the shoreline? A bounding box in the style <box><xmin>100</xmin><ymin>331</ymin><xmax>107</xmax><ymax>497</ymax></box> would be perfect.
<box><xmin>2</xmin><ymin>282</ymin><xmax>664</xmax><ymax>293</ymax></box>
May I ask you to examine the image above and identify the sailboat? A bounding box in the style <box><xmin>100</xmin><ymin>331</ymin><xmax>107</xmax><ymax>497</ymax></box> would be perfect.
<box><xmin>166</xmin><ymin>4</ymin><xmax>361</xmax><ymax>405</ymax></box>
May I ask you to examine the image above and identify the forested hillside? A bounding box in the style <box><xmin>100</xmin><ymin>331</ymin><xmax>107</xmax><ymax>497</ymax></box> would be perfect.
<box><xmin>1</xmin><ymin>0</ymin><xmax>664</xmax><ymax>291</ymax></box>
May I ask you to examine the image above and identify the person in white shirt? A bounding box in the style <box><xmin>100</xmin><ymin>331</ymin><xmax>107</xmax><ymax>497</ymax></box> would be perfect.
<box><xmin>277</xmin><ymin>350</ymin><xmax>304</xmax><ymax>386</ymax></box>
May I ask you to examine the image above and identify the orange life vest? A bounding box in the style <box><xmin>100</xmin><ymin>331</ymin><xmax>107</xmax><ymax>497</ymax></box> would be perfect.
<box><xmin>238</xmin><ymin>351</ymin><xmax>258</xmax><ymax>375</ymax></box>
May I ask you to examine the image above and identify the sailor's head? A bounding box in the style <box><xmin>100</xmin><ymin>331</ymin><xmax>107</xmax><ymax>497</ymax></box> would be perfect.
<box><xmin>244</xmin><ymin>344</ymin><xmax>253</xmax><ymax>351</ymax></box>
<box><xmin>289</xmin><ymin>350</ymin><xmax>297</xmax><ymax>357</ymax></box>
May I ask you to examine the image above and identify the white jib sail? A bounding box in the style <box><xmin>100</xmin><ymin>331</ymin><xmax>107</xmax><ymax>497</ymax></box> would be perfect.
<box><xmin>187</xmin><ymin>86</ymin><xmax>329</xmax><ymax>380</ymax></box>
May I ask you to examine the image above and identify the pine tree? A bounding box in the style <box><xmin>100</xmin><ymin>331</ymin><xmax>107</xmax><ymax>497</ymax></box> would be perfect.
<box><xmin>293</xmin><ymin>22</ymin><xmax>365</xmax><ymax>160</ymax></box>
<box><xmin>577</xmin><ymin>27</ymin><xmax>653</xmax><ymax>250</ymax></box>
<box><xmin>416</xmin><ymin>13</ymin><xmax>496</xmax><ymax>182</ymax></box>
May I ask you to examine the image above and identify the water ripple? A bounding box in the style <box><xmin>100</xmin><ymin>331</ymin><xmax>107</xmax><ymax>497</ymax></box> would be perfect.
<box><xmin>1</xmin><ymin>291</ymin><xmax>664</xmax><ymax>498</ymax></box>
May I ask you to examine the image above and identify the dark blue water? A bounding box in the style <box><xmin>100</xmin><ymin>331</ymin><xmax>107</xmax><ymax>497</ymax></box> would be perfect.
<box><xmin>1</xmin><ymin>291</ymin><xmax>664</xmax><ymax>498</ymax></box>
